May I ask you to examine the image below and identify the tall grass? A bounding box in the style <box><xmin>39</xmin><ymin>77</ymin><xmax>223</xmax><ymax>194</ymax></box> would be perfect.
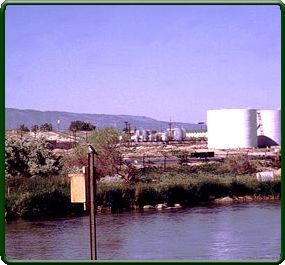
<box><xmin>6</xmin><ymin>175</ymin><xmax>74</xmax><ymax>219</ymax></box>
<box><xmin>96</xmin><ymin>174</ymin><xmax>280</xmax><ymax>210</ymax></box>
<box><xmin>6</xmin><ymin>173</ymin><xmax>280</xmax><ymax>219</ymax></box>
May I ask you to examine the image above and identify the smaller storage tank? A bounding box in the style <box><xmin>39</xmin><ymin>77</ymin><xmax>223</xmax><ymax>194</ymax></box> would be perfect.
<box><xmin>173</xmin><ymin>127</ymin><xmax>186</xmax><ymax>141</ymax></box>
<box><xmin>141</xmin><ymin>130</ymin><xmax>148</xmax><ymax>142</ymax></box>
<box><xmin>135</xmin><ymin>130</ymin><xmax>141</xmax><ymax>137</ymax></box>
<box><xmin>161</xmin><ymin>132</ymin><xmax>168</xmax><ymax>142</ymax></box>
<box><xmin>257</xmin><ymin>110</ymin><xmax>281</xmax><ymax>147</ymax></box>
<box><xmin>173</xmin><ymin>128</ymin><xmax>182</xmax><ymax>141</ymax></box>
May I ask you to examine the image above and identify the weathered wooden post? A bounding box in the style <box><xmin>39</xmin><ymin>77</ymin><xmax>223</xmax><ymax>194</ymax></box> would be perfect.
<box><xmin>69</xmin><ymin>145</ymin><xmax>98</xmax><ymax>260</ymax></box>
<box><xmin>88</xmin><ymin>145</ymin><xmax>98</xmax><ymax>260</ymax></box>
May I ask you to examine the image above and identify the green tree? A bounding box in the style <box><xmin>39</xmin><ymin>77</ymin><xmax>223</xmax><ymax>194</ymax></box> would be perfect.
<box><xmin>5</xmin><ymin>137</ymin><xmax>62</xmax><ymax>178</ymax></box>
<box><xmin>31</xmin><ymin>124</ymin><xmax>39</xmax><ymax>137</ymax></box>
<box><xmin>40</xmin><ymin>123</ymin><xmax>53</xmax><ymax>132</ymax></box>
<box><xmin>69</xmin><ymin>120</ymin><xmax>96</xmax><ymax>131</ymax></box>
<box><xmin>90</xmin><ymin>127</ymin><xmax>121</xmax><ymax>177</ymax></box>
<box><xmin>19</xmin><ymin>124</ymin><xmax>29</xmax><ymax>132</ymax></box>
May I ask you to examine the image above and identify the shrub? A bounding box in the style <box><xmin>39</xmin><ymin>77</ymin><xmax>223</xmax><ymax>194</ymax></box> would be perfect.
<box><xmin>135</xmin><ymin>184</ymin><xmax>164</xmax><ymax>208</ymax></box>
<box><xmin>5</xmin><ymin>175</ymin><xmax>72</xmax><ymax>219</ymax></box>
<box><xmin>218</xmin><ymin>155</ymin><xmax>257</xmax><ymax>175</ymax></box>
<box><xmin>97</xmin><ymin>183</ymin><xmax>135</xmax><ymax>210</ymax></box>
<box><xmin>5</xmin><ymin>137</ymin><xmax>63</xmax><ymax>178</ymax></box>
<box><xmin>90</xmin><ymin>127</ymin><xmax>121</xmax><ymax>178</ymax></box>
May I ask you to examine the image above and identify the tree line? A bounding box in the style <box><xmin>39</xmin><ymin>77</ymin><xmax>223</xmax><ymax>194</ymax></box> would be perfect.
<box><xmin>16</xmin><ymin>120</ymin><xmax>96</xmax><ymax>132</ymax></box>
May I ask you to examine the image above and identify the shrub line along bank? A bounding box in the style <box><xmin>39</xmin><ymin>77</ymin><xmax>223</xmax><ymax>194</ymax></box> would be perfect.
<box><xmin>5</xmin><ymin>173</ymin><xmax>280</xmax><ymax>220</ymax></box>
<box><xmin>5</xmin><ymin>130</ymin><xmax>281</xmax><ymax>219</ymax></box>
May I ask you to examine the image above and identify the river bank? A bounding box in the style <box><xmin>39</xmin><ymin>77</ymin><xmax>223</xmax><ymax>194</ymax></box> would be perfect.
<box><xmin>5</xmin><ymin>172</ymin><xmax>280</xmax><ymax>220</ymax></box>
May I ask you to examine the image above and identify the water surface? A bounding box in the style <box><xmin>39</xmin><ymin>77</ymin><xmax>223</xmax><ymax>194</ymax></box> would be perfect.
<box><xmin>6</xmin><ymin>201</ymin><xmax>281</xmax><ymax>261</ymax></box>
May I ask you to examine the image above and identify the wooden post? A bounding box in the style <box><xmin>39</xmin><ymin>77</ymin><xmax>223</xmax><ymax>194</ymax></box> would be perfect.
<box><xmin>89</xmin><ymin>150</ymin><xmax>97</xmax><ymax>260</ymax></box>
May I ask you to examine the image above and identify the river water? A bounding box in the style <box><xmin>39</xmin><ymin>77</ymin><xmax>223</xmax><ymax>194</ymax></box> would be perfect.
<box><xmin>5</xmin><ymin>201</ymin><xmax>281</xmax><ymax>261</ymax></box>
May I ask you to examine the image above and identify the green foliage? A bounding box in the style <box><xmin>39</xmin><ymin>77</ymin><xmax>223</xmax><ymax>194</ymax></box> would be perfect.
<box><xmin>97</xmin><ymin>183</ymin><xmax>135</xmax><ymax>211</ymax></box>
<box><xmin>39</xmin><ymin>123</ymin><xmax>53</xmax><ymax>132</ymax></box>
<box><xmin>90</xmin><ymin>127</ymin><xmax>121</xmax><ymax>177</ymax></box>
<box><xmin>63</xmin><ymin>127</ymin><xmax>123</xmax><ymax>177</ymax></box>
<box><xmin>19</xmin><ymin>124</ymin><xmax>29</xmax><ymax>132</ymax></box>
<box><xmin>217</xmin><ymin>155</ymin><xmax>257</xmax><ymax>175</ymax></box>
<box><xmin>6</xmin><ymin>175</ymin><xmax>72</xmax><ymax>219</ymax></box>
<box><xmin>172</xmin><ymin>150</ymin><xmax>190</xmax><ymax>165</ymax></box>
<box><xmin>31</xmin><ymin>123</ymin><xmax>53</xmax><ymax>133</ymax></box>
<box><xmin>69</xmin><ymin>120</ymin><xmax>96</xmax><ymax>131</ymax></box>
<box><xmin>5</xmin><ymin>137</ymin><xmax>63</xmax><ymax>178</ymax></box>
<box><xmin>134</xmin><ymin>184</ymin><xmax>165</xmax><ymax>207</ymax></box>
<box><xmin>96</xmin><ymin>174</ymin><xmax>280</xmax><ymax>210</ymax></box>
<box><xmin>5</xmin><ymin>172</ymin><xmax>280</xmax><ymax>219</ymax></box>
<box><xmin>62</xmin><ymin>145</ymin><xmax>88</xmax><ymax>172</ymax></box>
<box><xmin>31</xmin><ymin>125</ymin><xmax>39</xmax><ymax>137</ymax></box>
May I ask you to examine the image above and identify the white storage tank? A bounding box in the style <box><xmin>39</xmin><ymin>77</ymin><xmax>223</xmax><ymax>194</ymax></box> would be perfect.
<box><xmin>161</xmin><ymin>132</ymin><xmax>168</xmax><ymax>142</ymax></box>
<box><xmin>141</xmin><ymin>130</ymin><xmax>148</xmax><ymax>142</ymax></box>
<box><xmin>257</xmin><ymin>110</ymin><xmax>281</xmax><ymax>147</ymax></box>
<box><xmin>207</xmin><ymin>109</ymin><xmax>257</xmax><ymax>149</ymax></box>
<box><xmin>135</xmin><ymin>130</ymin><xmax>141</xmax><ymax>137</ymax></box>
<box><xmin>181</xmin><ymin>128</ymin><xmax>186</xmax><ymax>139</ymax></box>
<box><xmin>173</xmin><ymin>127</ymin><xmax>186</xmax><ymax>141</ymax></box>
<box><xmin>173</xmin><ymin>128</ymin><xmax>182</xmax><ymax>141</ymax></box>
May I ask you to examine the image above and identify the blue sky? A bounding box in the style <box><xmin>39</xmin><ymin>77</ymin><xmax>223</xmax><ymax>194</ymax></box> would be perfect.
<box><xmin>5</xmin><ymin>4</ymin><xmax>281</xmax><ymax>123</ymax></box>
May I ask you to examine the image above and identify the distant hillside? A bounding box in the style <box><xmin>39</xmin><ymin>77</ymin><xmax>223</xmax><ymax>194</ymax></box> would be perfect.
<box><xmin>5</xmin><ymin>108</ymin><xmax>206</xmax><ymax>132</ymax></box>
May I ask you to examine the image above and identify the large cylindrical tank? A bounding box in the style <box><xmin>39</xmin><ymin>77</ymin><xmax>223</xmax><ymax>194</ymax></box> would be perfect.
<box><xmin>257</xmin><ymin>110</ymin><xmax>281</xmax><ymax>147</ymax></box>
<box><xmin>141</xmin><ymin>130</ymin><xmax>148</xmax><ymax>142</ymax></box>
<box><xmin>207</xmin><ymin>109</ymin><xmax>257</xmax><ymax>149</ymax></box>
<box><xmin>161</xmin><ymin>132</ymin><xmax>168</xmax><ymax>142</ymax></box>
<box><xmin>135</xmin><ymin>130</ymin><xmax>141</xmax><ymax>137</ymax></box>
<box><xmin>173</xmin><ymin>127</ymin><xmax>182</xmax><ymax>141</ymax></box>
<box><xmin>173</xmin><ymin>127</ymin><xmax>186</xmax><ymax>141</ymax></box>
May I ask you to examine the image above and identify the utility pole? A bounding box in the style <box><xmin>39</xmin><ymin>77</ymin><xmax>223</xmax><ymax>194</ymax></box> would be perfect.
<box><xmin>168</xmin><ymin>119</ymin><xmax>172</xmax><ymax>142</ymax></box>
<box><xmin>57</xmin><ymin>119</ymin><xmax>60</xmax><ymax>132</ymax></box>
<box><xmin>88</xmin><ymin>145</ymin><xmax>98</xmax><ymax>260</ymax></box>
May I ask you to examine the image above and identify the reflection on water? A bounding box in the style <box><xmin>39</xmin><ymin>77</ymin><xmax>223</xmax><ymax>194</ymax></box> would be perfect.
<box><xmin>6</xmin><ymin>202</ymin><xmax>280</xmax><ymax>261</ymax></box>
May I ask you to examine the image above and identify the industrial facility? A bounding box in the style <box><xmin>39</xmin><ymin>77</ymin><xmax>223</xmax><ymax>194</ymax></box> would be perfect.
<box><xmin>207</xmin><ymin>108</ymin><xmax>280</xmax><ymax>149</ymax></box>
<box><xmin>119</xmin><ymin>108</ymin><xmax>280</xmax><ymax>150</ymax></box>
<box><xmin>130</xmin><ymin>127</ymin><xmax>187</xmax><ymax>142</ymax></box>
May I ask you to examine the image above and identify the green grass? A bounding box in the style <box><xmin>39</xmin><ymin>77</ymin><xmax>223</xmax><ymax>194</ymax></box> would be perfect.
<box><xmin>5</xmin><ymin>171</ymin><xmax>281</xmax><ymax>219</ymax></box>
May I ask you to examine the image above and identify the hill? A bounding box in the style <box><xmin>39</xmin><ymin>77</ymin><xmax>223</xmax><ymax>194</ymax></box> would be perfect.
<box><xmin>5</xmin><ymin>108</ymin><xmax>206</xmax><ymax>132</ymax></box>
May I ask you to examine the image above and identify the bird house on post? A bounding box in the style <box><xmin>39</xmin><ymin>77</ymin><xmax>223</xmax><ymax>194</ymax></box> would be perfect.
<box><xmin>69</xmin><ymin>172</ymin><xmax>86</xmax><ymax>203</ymax></box>
<box><xmin>69</xmin><ymin>167</ymin><xmax>90</xmax><ymax>210</ymax></box>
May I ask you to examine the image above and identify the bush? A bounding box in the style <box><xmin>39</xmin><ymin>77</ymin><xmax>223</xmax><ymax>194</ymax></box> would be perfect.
<box><xmin>69</xmin><ymin>120</ymin><xmax>96</xmax><ymax>131</ymax></box>
<box><xmin>5</xmin><ymin>175</ymin><xmax>72</xmax><ymax>219</ymax></box>
<box><xmin>5</xmin><ymin>137</ymin><xmax>63</xmax><ymax>178</ymax></box>
<box><xmin>218</xmin><ymin>155</ymin><xmax>257</xmax><ymax>175</ymax></box>
<box><xmin>135</xmin><ymin>185</ymin><xmax>163</xmax><ymax>208</ymax></box>
<box><xmin>97</xmin><ymin>183</ymin><xmax>135</xmax><ymax>210</ymax></box>
<box><xmin>90</xmin><ymin>127</ymin><xmax>121</xmax><ymax>178</ymax></box>
<box><xmin>196</xmin><ymin>180</ymin><xmax>231</xmax><ymax>200</ymax></box>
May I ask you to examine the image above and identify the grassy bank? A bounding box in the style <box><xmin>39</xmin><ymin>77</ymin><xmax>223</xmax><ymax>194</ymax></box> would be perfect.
<box><xmin>6</xmin><ymin>171</ymin><xmax>280</xmax><ymax>219</ymax></box>
<box><xmin>6</xmin><ymin>175</ymin><xmax>78</xmax><ymax>219</ymax></box>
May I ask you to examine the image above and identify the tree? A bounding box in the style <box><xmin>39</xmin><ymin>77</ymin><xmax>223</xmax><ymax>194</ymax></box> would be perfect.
<box><xmin>63</xmin><ymin>127</ymin><xmax>136</xmax><ymax>182</ymax></box>
<box><xmin>31</xmin><ymin>125</ymin><xmax>39</xmax><ymax>137</ymax></box>
<box><xmin>40</xmin><ymin>123</ymin><xmax>53</xmax><ymax>132</ymax></box>
<box><xmin>69</xmin><ymin>120</ymin><xmax>96</xmax><ymax>131</ymax></box>
<box><xmin>19</xmin><ymin>124</ymin><xmax>29</xmax><ymax>132</ymax></box>
<box><xmin>90</xmin><ymin>127</ymin><xmax>121</xmax><ymax>177</ymax></box>
<box><xmin>5</xmin><ymin>137</ymin><xmax>62</xmax><ymax>178</ymax></box>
